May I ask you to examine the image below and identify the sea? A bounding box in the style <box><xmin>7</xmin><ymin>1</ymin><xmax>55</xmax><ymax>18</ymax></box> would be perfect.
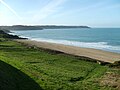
<box><xmin>10</xmin><ymin>28</ymin><xmax>120</xmax><ymax>53</ymax></box>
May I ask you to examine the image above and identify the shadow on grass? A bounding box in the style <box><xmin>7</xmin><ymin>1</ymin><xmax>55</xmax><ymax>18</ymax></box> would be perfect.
<box><xmin>0</xmin><ymin>60</ymin><xmax>43</xmax><ymax>90</ymax></box>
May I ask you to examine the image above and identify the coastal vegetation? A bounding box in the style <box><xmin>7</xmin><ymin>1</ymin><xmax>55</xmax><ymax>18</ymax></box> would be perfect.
<box><xmin>0</xmin><ymin>30</ymin><xmax>119</xmax><ymax>90</ymax></box>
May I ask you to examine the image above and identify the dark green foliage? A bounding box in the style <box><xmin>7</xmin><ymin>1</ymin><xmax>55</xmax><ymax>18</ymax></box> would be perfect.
<box><xmin>70</xmin><ymin>77</ymin><xmax>84</xmax><ymax>82</ymax></box>
<box><xmin>108</xmin><ymin>61</ymin><xmax>120</xmax><ymax>68</ymax></box>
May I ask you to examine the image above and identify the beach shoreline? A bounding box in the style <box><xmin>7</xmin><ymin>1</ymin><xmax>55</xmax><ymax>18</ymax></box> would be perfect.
<box><xmin>15</xmin><ymin>39</ymin><xmax>120</xmax><ymax>64</ymax></box>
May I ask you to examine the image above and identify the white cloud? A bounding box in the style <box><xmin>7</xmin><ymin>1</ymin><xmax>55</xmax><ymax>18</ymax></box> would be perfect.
<box><xmin>55</xmin><ymin>1</ymin><xmax>109</xmax><ymax>17</ymax></box>
<box><xmin>32</xmin><ymin>0</ymin><xmax>67</xmax><ymax>22</ymax></box>
<box><xmin>0</xmin><ymin>0</ymin><xmax>21</xmax><ymax>19</ymax></box>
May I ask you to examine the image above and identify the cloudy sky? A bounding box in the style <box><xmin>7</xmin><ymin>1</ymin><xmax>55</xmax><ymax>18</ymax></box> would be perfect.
<box><xmin>0</xmin><ymin>0</ymin><xmax>120</xmax><ymax>27</ymax></box>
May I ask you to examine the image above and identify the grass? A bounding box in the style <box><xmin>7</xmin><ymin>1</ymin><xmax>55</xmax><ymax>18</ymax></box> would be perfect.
<box><xmin>0</xmin><ymin>32</ymin><xmax>119</xmax><ymax>90</ymax></box>
<box><xmin>0</xmin><ymin>60</ymin><xmax>42</xmax><ymax>90</ymax></box>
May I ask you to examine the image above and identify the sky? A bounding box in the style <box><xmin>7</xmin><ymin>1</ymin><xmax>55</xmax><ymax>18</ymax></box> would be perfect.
<box><xmin>0</xmin><ymin>0</ymin><xmax>120</xmax><ymax>27</ymax></box>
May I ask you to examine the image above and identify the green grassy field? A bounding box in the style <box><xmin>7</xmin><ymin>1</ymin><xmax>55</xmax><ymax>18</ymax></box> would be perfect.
<box><xmin>0</xmin><ymin>60</ymin><xmax>42</xmax><ymax>90</ymax></box>
<box><xmin>0</xmin><ymin>33</ymin><xmax>120</xmax><ymax>90</ymax></box>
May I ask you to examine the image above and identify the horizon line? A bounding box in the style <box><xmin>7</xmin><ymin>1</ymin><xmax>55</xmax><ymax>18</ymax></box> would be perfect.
<box><xmin>0</xmin><ymin>24</ymin><xmax>120</xmax><ymax>28</ymax></box>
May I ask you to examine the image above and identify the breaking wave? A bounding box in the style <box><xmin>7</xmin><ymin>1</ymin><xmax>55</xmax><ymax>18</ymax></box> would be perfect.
<box><xmin>31</xmin><ymin>38</ymin><xmax>120</xmax><ymax>53</ymax></box>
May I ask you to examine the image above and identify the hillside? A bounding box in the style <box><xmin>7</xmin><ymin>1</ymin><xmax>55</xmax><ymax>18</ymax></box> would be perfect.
<box><xmin>0</xmin><ymin>60</ymin><xmax>42</xmax><ymax>90</ymax></box>
<box><xmin>0</xmin><ymin>25</ymin><xmax>90</xmax><ymax>30</ymax></box>
<box><xmin>0</xmin><ymin>30</ymin><xmax>119</xmax><ymax>90</ymax></box>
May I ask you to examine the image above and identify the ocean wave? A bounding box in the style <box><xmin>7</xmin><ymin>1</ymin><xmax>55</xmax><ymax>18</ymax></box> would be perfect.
<box><xmin>31</xmin><ymin>38</ymin><xmax>120</xmax><ymax>53</ymax></box>
<box><xmin>9</xmin><ymin>33</ymin><xmax>30</xmax><ymax>39</ymax></box>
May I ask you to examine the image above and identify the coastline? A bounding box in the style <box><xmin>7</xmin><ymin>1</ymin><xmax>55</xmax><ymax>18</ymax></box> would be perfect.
<box><xmin>15</xmin><ymin>39</ymin><xmax>120</xmax><ymax>64</ymax></box>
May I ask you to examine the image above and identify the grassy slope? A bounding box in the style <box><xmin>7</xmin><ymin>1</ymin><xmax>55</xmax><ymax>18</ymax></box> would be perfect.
<box><xmin>0</xmin><ymin>41</ymin><xmax>119</xmax><ymax>90</ymax></box>
<box><xmin>0</xmin><ymin>60</ymin><xmax>42</xmax><ymax>90</ymax></box>
<box><xmin>0</xmin><ymin>38</ymin><xmax>119</xmax><ymax>89</ymax></box>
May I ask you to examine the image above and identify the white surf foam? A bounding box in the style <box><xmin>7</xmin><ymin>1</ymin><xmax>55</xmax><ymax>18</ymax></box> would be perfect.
<box><xmin>31</xmin><ymin>38</ymin><xmax>120</xmax><ymax>53</ymax></box>
<box><xmin>9</xmin><ymin>31</ymin><xmax>120</xmax><ymax>53</ymax></box>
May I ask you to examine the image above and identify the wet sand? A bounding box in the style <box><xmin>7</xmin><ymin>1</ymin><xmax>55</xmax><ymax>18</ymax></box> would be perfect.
<box><xmin>15</xmin><ymin>39</ymin><xmax>120</xmax><ymax>64</ymax></box>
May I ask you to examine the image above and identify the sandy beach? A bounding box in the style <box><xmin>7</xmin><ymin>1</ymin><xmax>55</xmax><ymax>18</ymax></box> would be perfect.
<box><xmin>15</xmin><ymin>39</ymin><xmax>120</xmax><ymax>64</ymax></box>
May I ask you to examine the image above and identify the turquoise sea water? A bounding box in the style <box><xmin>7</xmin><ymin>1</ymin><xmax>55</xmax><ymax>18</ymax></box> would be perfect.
<box><xmin>11</xmin><ymin>28</ymin><xmax>120</xmax><ymax>53</ymax></box>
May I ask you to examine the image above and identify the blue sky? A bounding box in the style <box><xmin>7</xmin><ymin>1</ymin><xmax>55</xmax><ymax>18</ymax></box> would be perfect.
<box><xmin>0</xmin><ymin>0</ymin><xmax>120</xmax><ymax>27</ymax></box>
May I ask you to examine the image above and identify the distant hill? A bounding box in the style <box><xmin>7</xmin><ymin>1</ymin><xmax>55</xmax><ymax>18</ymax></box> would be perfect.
<box><xmin>36</xmin><ymin>25</ymin><xmax>90</xmax><ymax>29</ymax></box>
<box><xmin>0</xmin><ymin>25</ymin><xmax>43</xmax><ymax>30</ymax></box>
<box><xmin>0</xmin><ymin>25</ymin><xmax>90</xmax><ymax>30</ymax></box>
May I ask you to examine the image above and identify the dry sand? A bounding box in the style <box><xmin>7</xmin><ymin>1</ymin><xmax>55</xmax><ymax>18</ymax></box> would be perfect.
<box><xmin>15</xmin><ymin>39</ymin><xmax>120</xmax><ymax>64</ymax></box>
